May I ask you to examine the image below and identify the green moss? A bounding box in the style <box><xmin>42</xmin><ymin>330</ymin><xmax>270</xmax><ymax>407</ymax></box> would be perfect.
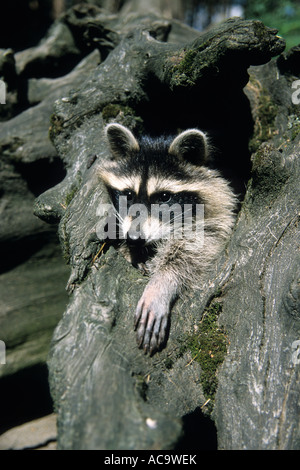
<box><xmin>64</xmin><ymin>173</ymin><xmax>83</xmax><ymax>208</ymax></box>
<box><xmin>164</xmin><ymin>357</ymin><xmax>174</xmax><ymax>370</ymax></box>
<box><xmin>287</xmin><ymin>113</ymin><xmax>300</xmax><ymax>140</ymax></box>
<box><xmin>102</xmin><ymin>103</ymin><xmax>142</xmax><ymax>123</ymax></box>
<box><xmin>134</xmin><ymin>374</ymin><xmax>148</xmax><ymax>401</ymax></box>
<box><xmin>185</xmin><ymin>300</ymin><xmax>228</xmax><ymax>413</ymax></box>
<box><xmin>249</xmin><ymin>87</ymin><xmax>278</xmax><ymax>153</ymax></box>
<box><xmin>60</xmin><ymin>220</ymin><xmax>71</xmax><ymax>264</ymax></box>
<box><xmin>49</xmin><ymin>114</ymin><xmax>64</xmax><ymax>141</ymax></box>
<box><xmin>291</xmin><ymin>126</ymin><xmax>300</xmax><ymax>140</ymax></box>
<box><xmin>65</xmin><ymin>185</ymin><xmax>79</xmax><ymax>207</ymax></box>
<box><xmin>177</xmin><ymin>49</ymin><xmax>197</xmax><ymax>74</ymax></box>
<box><xmin>169</xmin><ymin>48</ymin><xmax>198</xmax><ymax>87</ymax></box>
<box><xmin>253</xmin><ymin>20</ymin><xmax>269</xmax><ymax>41</ymax></box>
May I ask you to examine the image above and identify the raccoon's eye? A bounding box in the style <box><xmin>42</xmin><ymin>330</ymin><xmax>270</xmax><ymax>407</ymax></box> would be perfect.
<box><xmin>159</xmin><ymin>192</ymin><xmax>171</xmax><ymax>203</ymax></box>
<box><xmin>123</xmin><ymin>189</ymin><xmax>134</xmax><ymax>201</ymax></box>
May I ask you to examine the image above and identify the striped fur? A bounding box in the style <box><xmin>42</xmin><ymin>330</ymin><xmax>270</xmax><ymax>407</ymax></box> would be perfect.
<box><xmin>98</xmin><ymin>123</ymin><xmax>237</xmax><ymax>354</ymax></box>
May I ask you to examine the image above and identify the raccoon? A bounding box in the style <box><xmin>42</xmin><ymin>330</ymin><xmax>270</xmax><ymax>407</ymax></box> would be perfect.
<box><xmin>98</xmin><ymin>123</ymin><xmax>237</xmax><ymax>355</ymax></box>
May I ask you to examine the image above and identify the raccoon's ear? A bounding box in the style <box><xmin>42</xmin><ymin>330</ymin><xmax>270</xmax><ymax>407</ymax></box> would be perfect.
<box><xmin>105</xmin><ymin>123</ymin><xmax>139</xmax><ymax>159</ymax></box>
<box><xmin>169</xmin><ymin>129</ymin><xmax>208</xmax><ymax>165</ymax></box>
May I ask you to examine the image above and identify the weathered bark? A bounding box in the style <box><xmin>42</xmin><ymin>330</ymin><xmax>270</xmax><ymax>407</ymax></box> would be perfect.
<box><xmin>0</xmin><ymin>29</ymin><xmax>101</xmax><ymax>377</ymax></box>
<box><xmin>31</xmin><ymin>8</ymin><xmax>300</xmax><ymax>450</ymax></box>
<box><xmin>7</xmin><ymin>4</ymin><xmax>295</xmax><ymax>450</ymax></box>
<box><xmin>215</xmin><ymin>54</ymin><xmax>300</xmax><ymax>450</ymax></box>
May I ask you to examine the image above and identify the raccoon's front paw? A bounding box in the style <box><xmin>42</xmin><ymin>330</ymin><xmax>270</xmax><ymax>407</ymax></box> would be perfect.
<box><xmin>134</xmin><ymin>284</ymin><xmax>170</xmax><ymax>355</ymax></box>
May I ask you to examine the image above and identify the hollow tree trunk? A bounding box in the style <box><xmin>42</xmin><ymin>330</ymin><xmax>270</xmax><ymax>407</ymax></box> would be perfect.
<box><xmin>14</xmin><ymin>5</ymin><xmax>298</xmax><ymax>450</ymax></box>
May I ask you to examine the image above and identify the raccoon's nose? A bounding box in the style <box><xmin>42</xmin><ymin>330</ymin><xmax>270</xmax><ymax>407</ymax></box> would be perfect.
<box><xmin>126</xmin><ymin>232</ymin><xmax>146</xmax><ymax>247</ymax></box>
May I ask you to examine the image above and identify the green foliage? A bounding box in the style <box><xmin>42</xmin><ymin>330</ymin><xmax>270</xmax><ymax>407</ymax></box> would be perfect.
<box><xmin>244</xmin><ymin>0</ymin><xmax>300</xmax><ymax>50</ymax></box>
<box><xmin>244</xmin><ymin>0</ymin><xmax>282</xmax><ymax>17</ymax></box>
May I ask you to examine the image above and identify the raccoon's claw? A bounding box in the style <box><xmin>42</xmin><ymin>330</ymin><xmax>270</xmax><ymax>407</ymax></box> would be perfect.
<box><xmin>134</xmin><ymin>287</ymin><xmax>170</xmax><ymax>355</ymax></box>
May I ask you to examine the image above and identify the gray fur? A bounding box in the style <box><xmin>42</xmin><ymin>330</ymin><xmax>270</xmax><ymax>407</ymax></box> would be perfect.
<box><xmin>99</xmin><ymin>124</ymin><xmax>237</xmax><ymax>354</ymax></box>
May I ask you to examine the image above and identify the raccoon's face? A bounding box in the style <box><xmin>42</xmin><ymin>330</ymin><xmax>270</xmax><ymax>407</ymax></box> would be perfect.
<box><xmin>99</xmin><ymin>123</ymin><xmax>209</xmax><ymax>247</ymax></box>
